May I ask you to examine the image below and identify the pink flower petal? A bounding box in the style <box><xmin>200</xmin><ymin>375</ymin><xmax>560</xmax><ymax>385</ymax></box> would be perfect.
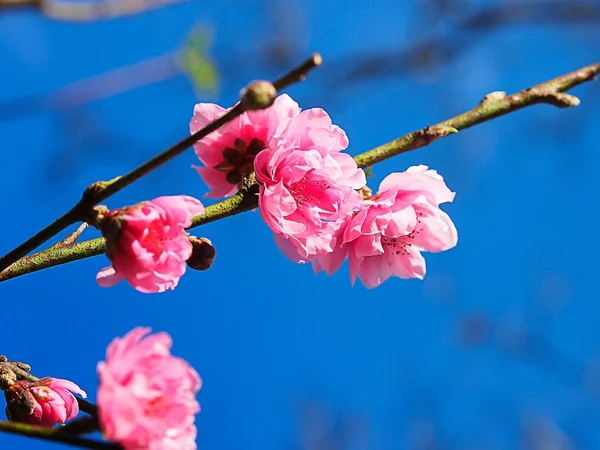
<box><xmin>97</xmin><ymin>328</ymin><xmax>201</xmax><ymax>450</ymax></box>
<box><xmin>98</xmin><ymin>196</ymin><xmax>204</xmax><ymax>293</ymax></box>
<box><xmin>331</xmin><ymin>166</ymin><xmax>457</xmax><ymax>288</ymax></box>
<box><xmin>96</xmin><ymin>266</ymin><xmax>123</xmax><ymax>288</ymax></box>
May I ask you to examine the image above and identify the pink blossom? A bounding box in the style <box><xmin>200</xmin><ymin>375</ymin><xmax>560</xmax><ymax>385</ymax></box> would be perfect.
<box><xmin>97</xmin><ymin>327</ymin><xmax>201</xmax><ymax>450</ymax></box>
<box><xmin>254</xmin><ymin>108</ymin><xmax>366</xmax><ymax>260</ymax></box>
<box><xmin>4</xmin><ymin>377</ymin><xmax>86</xmax><ymax>426</ymax></box>
<box><xmin>96</xmin><ymin>195</ymin><xmax>205</xmax><ymax>294</ymax></box>
<box><xmin>313</xmin><ymin>165</ymin><xmax>458</xmax><ymax>288</ymax></box>
<box><xmin>191</xmin><ymin>94</ymin><xmax>302</xmax><ymax>198</ymax></box>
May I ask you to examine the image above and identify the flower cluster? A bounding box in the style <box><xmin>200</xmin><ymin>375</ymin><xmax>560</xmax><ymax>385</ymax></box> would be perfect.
<box><xmin>312</xmin><ymin>166</ymin><xmax>458</xmax><ymax>288</ymax></box>
<box><xmin>191</xmin><ymin>96</ymin><xmax>458</xmax><ymax>288</ymax></box>
<box><xmin>93</xmin><ymin>94</ymin><xmax>457</xmax><ymax>292</ymax></box>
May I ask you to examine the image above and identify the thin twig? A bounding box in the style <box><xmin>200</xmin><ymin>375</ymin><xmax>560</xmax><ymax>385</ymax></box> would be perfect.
<box><xmin>54</xmin><ymin>223</ymin><xmax>89</xmax><ymax>248</ymax></box>
<box><xmin>86</xmin><ymin>103</ymin><xmax>244</xmax><ymax>204</ymax></box>
<box><xmin>57</xmin><ymin>416</ymin><xmax>100</xmax><ymax>436</ymax></box>
<box><xmin>0</xmin><ymin>61</ymin><xmax>597</xmax><ymax>283</ymax></box>
<box><xmin>0</xmin><ymin>420</ymin><xmax>120</xmax><ymax>450</ymax></box>
<box><xmin>0</xmin><ymin>53</ymin><xmax>181</xmax><ymax>124</ymax></box>
<box><xmin>353</xmin><ymin>62</ymin><xmax>600</xmax><ymax>167</ymax></box>
<box><xmin>272</xmin><ymin>53</ymin><xmax>322</xmax><ymax>90</ymax></box>
<box><xmin>0</xmin><ymin>208</ymin><xmax>82</xmax><ymax>276</ymax></box>
<box><xmin>0</xmin><ymin>53</ymin><xmax>323</xmax><ymax>274</ymax></box>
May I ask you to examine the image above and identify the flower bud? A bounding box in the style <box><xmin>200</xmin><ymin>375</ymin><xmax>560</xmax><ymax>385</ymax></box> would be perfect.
<box><xmin>4</xmin><ymin>377</ymin><xmax>86</xmax><ymax>426</ymax></box>
<box><xmin>186</xmin><ymin>236</ymin><xmax>216</xmax><ymax>271</ymax></box>
<box><xmin>240</xmin><ymin>80</ymin><xmax>277</xmax><ymax>111</ymax></box>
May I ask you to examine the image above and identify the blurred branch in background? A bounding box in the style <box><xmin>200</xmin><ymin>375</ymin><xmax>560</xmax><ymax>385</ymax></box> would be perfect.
<box><xmin>0</xmin><ymin>0</ymin><xmax>186</xmax><ymax>21</ymax></box>
<box><xmin>0</xmin><ymin>24</ymin><xmax>218</xmax><ymax>124</ymax></box>
<box><xmin>521</xmin><ymin>413</ymin><xmax>574</xmax><ymax>450</ymax></box>
<box><xmin>1</xmin><ymin>1</ymin><xmax>597</xmax><ymax>126</ymax></box>
<box><xmin>258</xmin><ymin>0</ymin><xmax>308</xmax><ymax>69</ymax></box>
<box><xmin>458</xmin><ymin>310</ymin><xmax>591</xmax><ymax>392</ymax></box>
<box><xmin>42</xmin><ymin>109</ymin><xmax>157</xmax><ymax>185</ymax></box>
<box><xmin>323</xmin><ymin>1</ymin><xmax>600</xmax><ymax>87</ymax></box>
<box><xmin>293</xmin><ymin>400</ymin><xmax>370</xmax><ymax>450</ymax></box>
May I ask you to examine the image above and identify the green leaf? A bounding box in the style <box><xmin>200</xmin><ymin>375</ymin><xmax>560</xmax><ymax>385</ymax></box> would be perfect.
<box><xmin>175</xmin><ymin>24</ymin><xmax>219</xmax><ymax>96</ymax></box>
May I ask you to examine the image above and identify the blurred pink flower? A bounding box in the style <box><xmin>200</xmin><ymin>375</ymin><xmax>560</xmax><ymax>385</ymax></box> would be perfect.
<box><xmin>313</xmin><ymin>165</ymin><xmax>458</xmax><ymax>288</ymax></box>
<box><xmin>190</xmin><ymin>94</ymin><xmax>301</xmax><ymax>198</ymax></box>
<box><xmin>4</xmin><ymin>377</ymin><xmax>86</xmax><ymax>426</ymax></box>
<box><xmin>96</xmin><ymin>195</ymin><xmax>205</xmax><ymax>294</ymax></box>
<box><xmin>254</xmin><ymin>109</ymin><xmax>365</xmax><ymax>261</ymax></box>
<box><xmin>97</xmin><ymin>327</ymin><xmax>201</xmax><ymax>450</ymax></box>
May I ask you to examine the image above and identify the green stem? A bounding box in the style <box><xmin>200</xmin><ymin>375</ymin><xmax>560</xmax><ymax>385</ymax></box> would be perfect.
<box><xmin>53</xmin><ymin>223</ymin><xmax>89</xmax><ymax>248</ymax></box>
<box><xmin>0</xmin><ymin>208</ymin><xmax>81</xmax><ymax>279</ymax></box>
<box><xmin>0</xmin><ymin>420</ymin><xmax>120</xmax><ymax>450</ymax></box>
<box><xmin>0</xmin><ymin>61</ymin><xmax>597</xmax><ymax>283</ymax></box>
<box><xmin>0</xmin><ymin>54</ymin><xmax>322</xmax><ymax>274</ymax></box>
<box><xmin>354</xmin><ymin>63</ymin><xmax>600</xmax><ymax>168</ymax></box>
<box><xmin>87</xmin><ymin>104</ymin><xmax>245</xmax><ymax>205</ymax></box>
<box><xmin>0</xmin><ymin>104</ymin><xmax>243</xmax><ymax>275</ymax></box>
<box><xmin>0</xmin><ymin>185</ymin><xmax>260</xmax><ymax>282</ymax></box>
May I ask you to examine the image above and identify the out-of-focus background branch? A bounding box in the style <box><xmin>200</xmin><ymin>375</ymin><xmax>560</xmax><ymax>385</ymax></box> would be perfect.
<box><xmin>0</xmin><ymin>0</ymin><xmax>186</xmax><ymax>20</ymax></box>
<box><xmin>1</xmin><ymin>0</ymin><xmax>599</xmax><ymax>187</ymax></box>
<box><xmin>2</xmin><ymin>1</ymin><xmax>598</xmax><ymax>122</ymax></box>
<box><xmin>325</xmin><ymin>1</ymin><xmax>600</xmax><ymax>87</ymax></box>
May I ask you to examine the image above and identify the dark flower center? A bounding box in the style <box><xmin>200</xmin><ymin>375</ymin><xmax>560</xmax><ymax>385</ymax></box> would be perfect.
<box><xmin>213</xmin><ymin>138</ymin><xmax>266</xmax><ymax>185</ymax></box>
<box><xmin>381</xmin><ymin>211</ymin><xmax>425</xmax><ymax>256</ymax></box>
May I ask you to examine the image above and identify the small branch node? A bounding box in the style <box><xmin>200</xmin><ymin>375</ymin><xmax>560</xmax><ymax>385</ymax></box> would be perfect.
<box><xmin>240</xmin><ymin>80</ymin><xmax>277</xmax><ymax>111</ymax></box>
<box><xmin>82</xmin><ymin>176</ymin><xmax>122</xmax><ymax>203</ymax></box>
<box><xmin>480</xmin><ymin>91</ymin><xmax>507</xmax><ymax>105</ymax></box>
<box><xmin>544</xmin><ymin>92</ymin><xmax>581</xmax><ymax>108</ymax></box>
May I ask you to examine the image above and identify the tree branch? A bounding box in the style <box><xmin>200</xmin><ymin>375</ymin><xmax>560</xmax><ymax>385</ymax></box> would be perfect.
<box><xmin>0</xmin><ymin>420</ymin><xmax>120</xmax><ymax>450</ymax></box>
<box><xmin>1</xmin><ymin>2</ymin><xmax>596</xmax><ymax>126</ymax></box>
<box><xmin>0</xmin><ymin>62</ymin><xmax>597</xmax><ymax>283</ymax></box>
<box><xmin>353</xmin><ymin>62</ymin><xmax>599</xmax><ymax>167</ymax></box>
<box><xmin>0</xmin><ymin>53</ymin><xmax>323</xmax><ymax>274</ymax></box>
<box><xmin>55</xmin><ymin>223</ymin><xmax>89</xmax><ymax>248</ymax></box>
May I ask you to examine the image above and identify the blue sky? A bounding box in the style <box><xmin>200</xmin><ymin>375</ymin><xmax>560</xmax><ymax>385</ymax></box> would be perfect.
<box><xmin>1</xmin><ymin>1</ymin><xmax>599</xmax><ymax>449</ymax></box>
